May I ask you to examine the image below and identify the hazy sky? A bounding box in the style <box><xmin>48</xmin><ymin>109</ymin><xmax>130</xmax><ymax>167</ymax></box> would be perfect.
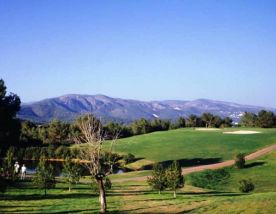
<box><xmin>1</xmin><ymin>0</ymin><xmax>276</xmax><ymax>107</ymax></box>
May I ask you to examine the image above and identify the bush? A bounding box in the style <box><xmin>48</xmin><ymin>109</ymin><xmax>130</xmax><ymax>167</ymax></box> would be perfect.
<box><xmin>235</xmin><ymin>153</ymin><xmax>245</xmax><ymax>169</ymax></box>
<box><xmin>190</xmin><ymin>169</ymin><xmax>230</xmax><ymax>190</ymax></box>
<box><xmin>104</xmin><ymin>177</ymin><xmax>112</xmax><ymax>190</ymax></box>
<box><xmin>239</xmin><ymin>179</ymin><xmax>254</xmax><ymax>193</ymax></box>
<box><xmin>123</xmin><ymin>153</ymin><xmax>135</xmax><ymax>164</ymax></box>
<box><xmin>91</xmin><ymin>176</ymin><xmax>112</xmax><ymax>193</ymax></box>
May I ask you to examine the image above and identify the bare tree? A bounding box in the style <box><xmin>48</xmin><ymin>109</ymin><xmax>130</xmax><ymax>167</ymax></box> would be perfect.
<box><xmin>73</xmin><ymin>114</ymin><xmax>118</xmax><ymax>213</ymax></box>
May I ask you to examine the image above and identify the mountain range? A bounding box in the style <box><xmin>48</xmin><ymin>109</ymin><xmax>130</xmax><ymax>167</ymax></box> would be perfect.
<box><xmin>17</xmin><ymin>94</ymin><xmax>276</xmax><ymax>124</ymax></box>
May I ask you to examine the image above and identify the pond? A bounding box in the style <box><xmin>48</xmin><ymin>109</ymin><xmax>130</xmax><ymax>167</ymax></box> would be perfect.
<box><xmin>15</xmin><ymin>160</ymin><xmax>129</xmax><ymax>177</ymax></box>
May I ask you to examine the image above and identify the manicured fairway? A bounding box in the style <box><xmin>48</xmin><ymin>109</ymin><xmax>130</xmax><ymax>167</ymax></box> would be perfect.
<box><xmin>112</xmin><ymin>128</ymin><xmax>276</xmax><ymax>168</ymax></box>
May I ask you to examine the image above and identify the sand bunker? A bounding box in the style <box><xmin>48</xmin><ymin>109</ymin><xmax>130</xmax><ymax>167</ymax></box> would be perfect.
<box><xmin>195</xmin><ymin>128</ymin><xmax>220</xmax><ymax>131</ymax></box>
<box><xmin>223</xmin><ymin>130</ymin><xmax>261</xmax><ymax>135</ymax></box>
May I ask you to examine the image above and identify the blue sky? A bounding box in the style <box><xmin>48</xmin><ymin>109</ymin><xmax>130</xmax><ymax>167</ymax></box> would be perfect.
<box><xmin>1</xmin><ymin>0</ymin><xmax>276</xmax><ymax>107</ymax></box>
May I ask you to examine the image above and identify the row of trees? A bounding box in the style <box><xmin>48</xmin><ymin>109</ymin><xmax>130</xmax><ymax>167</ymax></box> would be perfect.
<box><xmin>19</xmin><ymin>113</ymin><xmax>233</xmax><ymax>147</ymax></box>
<box><xmin>240</xmin><ymin>111</ymin><xmax>276</xmax><ymax>128</ymax></box>
<box><xmin>147</xmin><ymin>161</ymin><xmax>184</xmax><ymax>198</ymax></box>
<box><xmin>19</xmin><ymin>109</ymin><xmax>276</xmax><ymax>148</ymax></box>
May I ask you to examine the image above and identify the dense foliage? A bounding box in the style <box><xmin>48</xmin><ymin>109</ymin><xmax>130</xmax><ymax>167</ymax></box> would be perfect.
<box><xmin>0</xmin><ymin>79</ymin><xmax>21</xmax><ymax>151</ymax></box>
<box><xmin>239</xmin><ymin>179</ymin><xmax>255</xmax><ymax>193</ymax></box>
<box><xmin>190</xmin><ymin>169</ymin><xmax>230</xmax><ymax>190</ymax></box>
<box><xmin>240</xmin><ymin>110</ymin><xmax>276</xmax><ymax>128</ymax></box>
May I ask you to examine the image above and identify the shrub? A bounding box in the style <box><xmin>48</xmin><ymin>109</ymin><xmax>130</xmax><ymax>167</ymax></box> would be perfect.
<box><xmin>104</xmin><ymin>177</ymin><xmax>112</xmax><ymax>190</ymax></box>
<box><xmin>235</xmin><ymin>153</ymin><xmax>245</xmax><ymax>169</ymax></box>
<box><xmin>239</xmin><ymin>179</ymin><xmax>254</xmax><ymax>193</ymax></box>
<box><xmin>190</xmin><ymin>169</ymin><xmax>230</xmax><ymax>190</ymax></box>
<box><xmin>123</xmin><ymin>153</ymin><xmax>135</xmax><ymax>164</ymax></box>
<box><xmin>91</xmin><ymin>176</ymin><xmax>112</xmax><ymax>193</ymax></box>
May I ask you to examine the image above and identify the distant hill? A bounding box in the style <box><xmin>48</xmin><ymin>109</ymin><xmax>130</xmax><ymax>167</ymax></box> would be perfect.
<box><xmin>17</xmin><ymin>94</ymin><xmax>276</xmax><ymax>123</ymax></box>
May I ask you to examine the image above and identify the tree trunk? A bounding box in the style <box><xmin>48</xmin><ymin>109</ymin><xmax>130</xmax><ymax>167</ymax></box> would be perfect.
<box><xmin>69</xmin><ymin>182</ymin><xmax>71</xmax><ymax>192</ymax></box>
<box><xmin>173</xmin><ymin>190</ymin><xmax>176</xmax><ymax>198</ymax></box>
<box><xmin>97</xmin><ymin>179</ymin><xmax>107</xmax><ymax>213</ymax></box>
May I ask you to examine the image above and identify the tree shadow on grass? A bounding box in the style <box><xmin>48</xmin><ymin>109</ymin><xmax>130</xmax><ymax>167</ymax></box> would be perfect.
<box><xmin>0</xmin><ymin>192</ymin><xmax>97</xmax><ymax>201</ymax></box>
<box><xmin>141</xmin><ymin>157</ymin><xmax>222</xmax><ymax>170</ymax></box>
<box><xmin>178</xmin><ymin>191</ymin><xmax>244</xmax><ymax>197</ymax></box>
<box><xmin>245</xmin><ymin>161</ymin><xmax>266</xmax><ymax>168</ymax></box>
<box><xmin>0</xmin><ymin>208</ymin><xmax>99</xmax><ymax>214</ymax></box>
<box><xmin>111</xmin><ymin>201</ymin><xmax>188</xmax><ymax>213</ymax></box>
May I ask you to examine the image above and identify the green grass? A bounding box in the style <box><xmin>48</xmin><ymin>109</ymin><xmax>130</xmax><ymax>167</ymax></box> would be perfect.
<box><xmin>1</xmin><ymin>179</ymin><xmax>275</xmax><ymax>213</ymax></box>
<box><xmin>2</xmin><ymin>128</ymin><xmax>276</xmax><ymax>213</ymax></box>
<box><xmin>110</xmin><ymin>128</ymin><xmax>276</xmax><ymax>168</ymax></box>
<box><xmin>1</xmin><ymin>150</ymin><xmax>276</xmax><ymax>213</ymax></box>
<box><xmin>215</xmin><ymin>151</ymin><xmax>276</xmax><ymax>193</ymax></box>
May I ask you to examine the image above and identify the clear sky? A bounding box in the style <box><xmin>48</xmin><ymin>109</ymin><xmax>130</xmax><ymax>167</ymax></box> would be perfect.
<box><xmin>1</xmin><ymin>0</ymin><xmax>276</xmax><ymax>107</ymax></box>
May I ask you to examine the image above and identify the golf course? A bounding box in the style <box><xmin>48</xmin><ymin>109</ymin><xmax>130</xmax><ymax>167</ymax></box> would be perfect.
<box><xmin>1</xmin><ymin>128</ymin><xmax>276</xmax><ymax>213</ymax></box>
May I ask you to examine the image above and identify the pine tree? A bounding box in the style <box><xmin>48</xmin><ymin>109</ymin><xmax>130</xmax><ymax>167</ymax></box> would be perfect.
<box><xmin>62</xmin><ymin>157</ymin><xmax>81</xmax><ymax>192</ymax></box>
<box><xmin>165</xmin><ymin>161</ymin><xmax>184</xmax><ymax>198</ymax></box>
<box><xmin>147</xmin><ymin>163</ymin><xmax>167</xmax><ymax>194</ymax></box>
<box><xmin>33</xmin><ymin>156</ymin><xmax>55</xmax><ymax>196</ymax></box>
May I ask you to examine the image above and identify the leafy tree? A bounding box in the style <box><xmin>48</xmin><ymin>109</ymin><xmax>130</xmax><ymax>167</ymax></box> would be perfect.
<box><xmin>239</xmin><ymin>179</ymin><xmax>254</xmax><ymax>193</ymax></box>
<box><xmin>186</xmin><ymin>114</ymin><xmax>201</xmax><ymax>127</ymax></box>
<box><xmin>165</xmin><ymin>161</ymin><xmax>184</xmax><ymax>198</ymax></box>
<box><xmin>150</xmin><ymin>119</ymin><xmax>170</xmax><ymax>132</ymax></box>
<box><xmin>147</xmin><ymin>163</ymin><xmax>167</xmax><ymax>194</ymax></box>
<box><xmin>240</xmin><ymin>112</ymin><xmax>257</xmax><ymax>127</ymax></box>
<box><xmin>20</xmin><ymin>121</ymin><xmax>42</xmax><ymax>145</ymax></box>
<box><xmin>0</xmin><ymin>79</ymin><xmax>21</xmax><ymax>150</ymax></box>
<box><xmin>46</xmin><ymin>119</ymin><xmax>70</xmax><ymax>144</ymax></box>
<box><xmin>104</xmin><ymin>122</ymin><xmax>122</xmax><ymax>139</ymax></box>
<box><xmin>257</xmin><ymin>110</ymin><xmax>275</xmax><ymax>128</ymax></box>
<box><xmin>175</xmin><ymin>117</ymin><xmax>186</xmax><ymax>128</ymax></box>
<box><xmin>201</xmin><ymin>113</ymin><xmax>215</xmax><ymax>128</ymax></box>
<box><xmin>131</xmin><ymin>118</ymin><xmax>151</xmax><ymax>135</ymax></box>
<box><xmin>62</xmin><ymin>157</ymin><xmax>81</xmax><ymax>192</ymax></box>
<box><xmin>235</xmin><ymin>153</ymin><xmax>245</xmax><ymax>169</ymax></box>
<box><xmin>213</xmin><ymin>115</ymin><xmax>223</xmax><ymax>128</ymax></box>
<box><xmin>221</xmin><ymin>117</ymin><xmax>233</xmax><ymax>128</ymax></box>
<box><xmin>33</xmin><ymin>156</ymin><xmax>55</xmax><ymax>196</ymax></box>
<box><xmin>2</xmin><ymin>147</ymin><xmax>15</xmax><ymax>178</ymax></box>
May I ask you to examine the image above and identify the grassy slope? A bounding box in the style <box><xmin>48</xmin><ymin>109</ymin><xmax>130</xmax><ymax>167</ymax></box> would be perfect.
<box><xmin>1</xmin><ymin>128</ymin><xmax>276</xmax><ymax>213</ymax></box>
<box><xmin>190</xmin><ymin>151</ymin><xmax>276</xmax><ymax>213</ymax></box>
<box><xmin>217</xmin><ymin>151</ymin><xmax>276</xmax><ymax>193</ymax></box>
<box><xmin>112</xmin><ymin>128</ymin><xmax>276</xmax><ymax>164</ymax></box>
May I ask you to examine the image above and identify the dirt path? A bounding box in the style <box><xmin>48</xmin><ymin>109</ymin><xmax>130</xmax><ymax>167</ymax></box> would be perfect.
<box><xmin>112</xmin><ymin>144</ymin><xmax>276</xmax><ymax>182</ymax></box>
